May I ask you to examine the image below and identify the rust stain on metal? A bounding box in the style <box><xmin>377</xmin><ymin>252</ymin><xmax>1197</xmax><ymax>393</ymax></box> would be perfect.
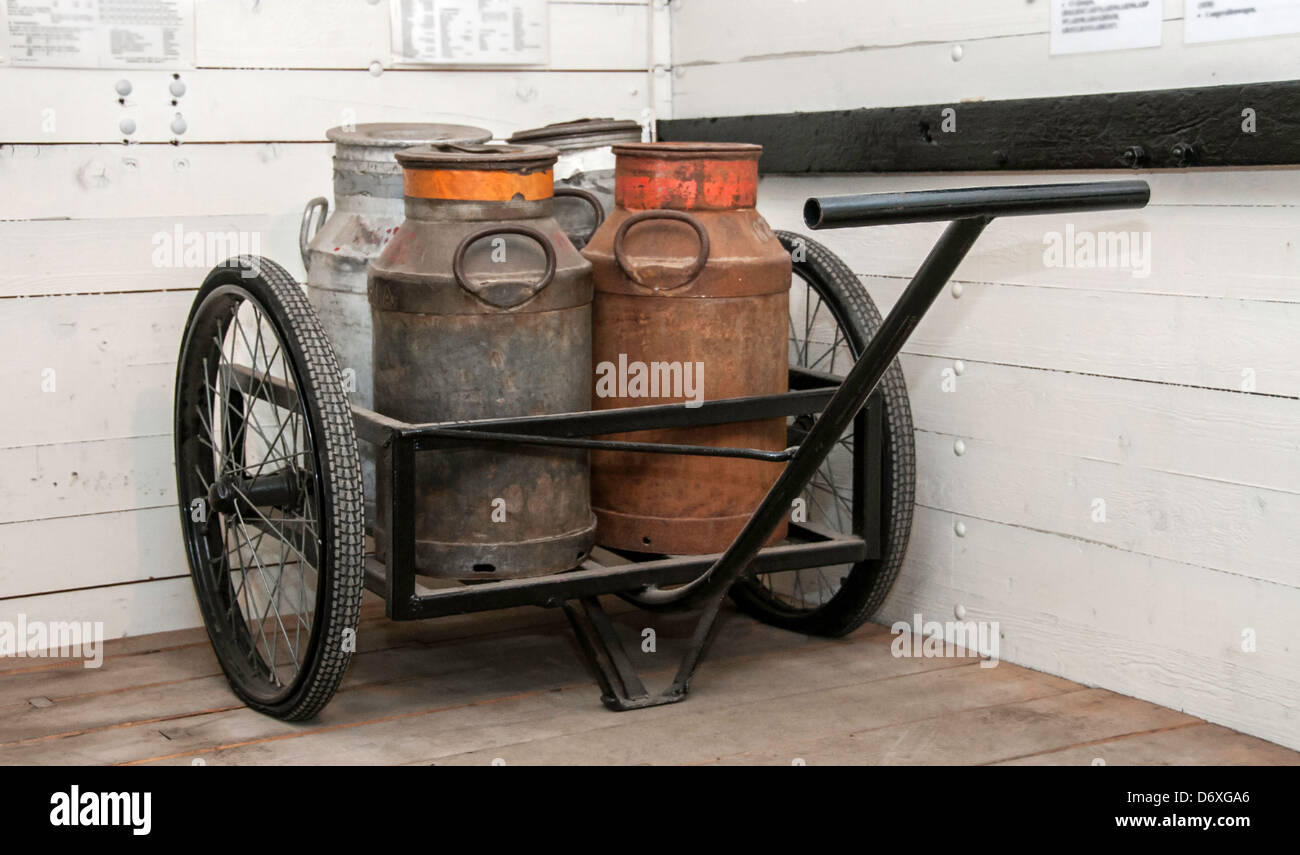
<box><xmin>583</xmin><ymin>142</ymin><xmax>792</xmax><ymax>555</ymax></box>
<box><xmin>613</xmin><ymin>142</ymin><xmax>761</xmax><ymax>211</ymax></box>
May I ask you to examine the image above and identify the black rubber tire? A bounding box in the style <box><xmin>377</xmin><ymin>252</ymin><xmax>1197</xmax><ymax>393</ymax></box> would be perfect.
<box><xmin>174</xmin><ymin>255</ymin><xmax>364</xmax><ymax>720</ymax></box>
<box><xmin>728</xmin><ymin>231</ymin><xmax>916</xmax><ymax>637</ymax></box>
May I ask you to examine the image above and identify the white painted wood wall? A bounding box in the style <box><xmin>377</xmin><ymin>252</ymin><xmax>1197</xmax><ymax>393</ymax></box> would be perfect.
<box><xmin>3</xmin><ymin>0</ymin><xmax>1296</xmax><ymax>754</ymax></box>
<box><xmin>0</xmin><ymin>1</ymin><xmax>670</xmax><ymax>640</ymax></box>
<box><xmin>670</xmin><ymin>0</ymin><xmax>1300</xmax><ymax>749</ymax></box>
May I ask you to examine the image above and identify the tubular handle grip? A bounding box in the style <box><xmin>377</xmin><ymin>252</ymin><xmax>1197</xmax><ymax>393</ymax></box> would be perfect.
<box><xmin>804</xmin><ymin>180</ymin><xmax>1150</xmax><ymax>230</ymax></box>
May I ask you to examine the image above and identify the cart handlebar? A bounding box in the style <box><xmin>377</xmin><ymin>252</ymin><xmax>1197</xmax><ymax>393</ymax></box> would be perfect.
<box><xmin>804</xmin><ymin>180</ymin><xmax>1150</xmax><ymax>229</ymax></box>
<box><xmin>646</xmin><ymin>179</ymin><xmax>1154</xmax><ymax>690</ymax></box>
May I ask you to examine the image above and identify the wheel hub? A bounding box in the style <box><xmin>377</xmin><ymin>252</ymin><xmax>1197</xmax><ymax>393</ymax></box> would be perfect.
<box><xmin>207</xmin><ymin>469</ymin><xmax>301</xmax><ymax>515</ymax></box>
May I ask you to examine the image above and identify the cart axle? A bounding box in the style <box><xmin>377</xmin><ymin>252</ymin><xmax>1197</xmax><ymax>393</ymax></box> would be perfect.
<box><xmin>208</xmin><ymin>469</ymin><xmax>300</xmax><ymax>514</ymax></box>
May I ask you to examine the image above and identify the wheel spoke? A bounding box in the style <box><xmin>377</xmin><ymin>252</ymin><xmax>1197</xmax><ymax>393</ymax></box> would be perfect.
<box><xmin>177</xmin><ymin>282</ymin><xmax>332</xmax><ymax>707</ymax></box>
<box><xmin>760</xmin><ymin>250</ymin><xmax>869</xmax><ymax>616</ymax></box>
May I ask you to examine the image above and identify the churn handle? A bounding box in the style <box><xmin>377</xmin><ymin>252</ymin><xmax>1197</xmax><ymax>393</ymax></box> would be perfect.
<box><xmin>451</xmin><ymin>224</ymin><xmax>558</xmax><ymax>309</ymax></box>
<box><xmin>299</xmin><ymin>197</ymin><xmax>329</xmax><ymax>271</ymax></box>
<box><xmin>612</xmin><ymin>209</ymin><xmax>710</xmax><ymax>291</ymax></box>
<box><xmin>552</xmin><ymin>186</ymin><xmax>606</xmax><ymax>245</ymax></box>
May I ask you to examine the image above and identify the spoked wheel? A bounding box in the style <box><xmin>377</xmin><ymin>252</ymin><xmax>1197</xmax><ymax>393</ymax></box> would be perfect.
<box><xmin>728</xmin><ymin>231</ymin><xmax>916</xmax><ymax>637</ymax></box>
<box><xmin>174</xmin><ymin>256</ymin><xmax>363</xmax><ymax>720</ymax></box>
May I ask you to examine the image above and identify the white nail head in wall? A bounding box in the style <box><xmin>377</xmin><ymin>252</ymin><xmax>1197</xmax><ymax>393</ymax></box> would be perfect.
<box><xmin>171</xmin><ymin>115</ymin><xmax>188</xmax><ymax>135</ymax></box>
<box><xmin>954</xmin><ymin>520</ymin><xmax>967</xmax><ymax>537</ymax></box>
<box><xmin>953</xmin><ymin>438</ymin><xmax>966</xmax><ymax>456</ymax></box>
<box><xmin>114</xmin><ymin>79</ymin><xmax>132</xmax><ymax>96</ymax></box>
<box><xmin>119</xmin><ymin>118</ymin><xmax>137</xmax><ymax>135</ymax></box>
<box><xmin>953</xmin><ymin>359</ymin><xmax>965</xmax><ymax>375</ymax></box>
<box><xmin>170</xmin><ymin>79</ymin><xmax>187</xmax><ymax>97</ymax></box>
<box><xmin>951</xmin><ymin>44</ymin><xmax>964</xmax><ymax>62</ymax></box>
<box><xmin>951</xmin><ymin>281</ymin><xmax>964</xmax><ymax>298</ymax></box>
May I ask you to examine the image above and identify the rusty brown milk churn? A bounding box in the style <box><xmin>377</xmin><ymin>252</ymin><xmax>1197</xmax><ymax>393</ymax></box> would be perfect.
<box><xmin>368</xmin><ymin>143</ymin><xmax>597</xmax><ymax>579</ymax></box>
<box><xmin>582</xmin><ymin>142</ymin><xmax>791</xmax><ymax>555</ymax></box>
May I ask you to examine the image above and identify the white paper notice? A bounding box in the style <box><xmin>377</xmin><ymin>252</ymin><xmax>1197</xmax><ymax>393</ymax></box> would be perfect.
<box><xmin>2</xmin><ymin>0</ymin><xmax>193</xmax><ymax>68</ymax></box>
<box><xmin>1185</xmin><ymin>0</ymin><xmax>1300</xmax><ymax>43</ymax></box>
<box><xmin>1050</xmin><ymin>0</ymin><xmax>1163</xmax><ymax>54</ymax></box>
<box><xmin>392</xmin><ymin>0</ymin><xmax>548</xmax><ymax>66</ymax></box>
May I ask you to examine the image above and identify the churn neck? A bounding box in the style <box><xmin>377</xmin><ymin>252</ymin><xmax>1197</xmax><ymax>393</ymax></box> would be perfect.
<box><xmin>395</xmin><ymin>142</ymin><xmax>560</xmax><ymax>220</ymax></box>
<box><xmin>612</xmin><ymin>142</ymin><xmax>762</xmax><ymax>211</ymax></box>
<box><xmin>327</xmin><ymin>123</ymin><xmax>493</xmax><ymax>206</ymax></box>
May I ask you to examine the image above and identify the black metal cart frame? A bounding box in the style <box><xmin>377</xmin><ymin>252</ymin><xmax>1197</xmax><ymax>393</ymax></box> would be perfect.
<box><xmin>334</xmin><ymin>180</ymin><xmax>1150</xmax><ymax>711</ymax></box>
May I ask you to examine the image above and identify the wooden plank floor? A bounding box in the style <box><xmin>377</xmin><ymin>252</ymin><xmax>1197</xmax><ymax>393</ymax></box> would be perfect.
<box><xmin>2</xmin><ymin>594</ymin><xmax>1296</xmax><ymax>766</ymax></box>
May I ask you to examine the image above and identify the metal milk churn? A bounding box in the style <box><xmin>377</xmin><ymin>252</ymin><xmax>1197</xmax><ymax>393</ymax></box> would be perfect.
<box><xmin>301</xmin><ymin>122</ymin><xmax>492</xmax><ymax>526</ymax></box>
<box><xmin>369</xmin><ymin>143</ymin><xmax>597</xmax><ymax>579</ymax></box>
<box><xmin>581</xmin><ymin>142</ymin><xmax>791</xmax><ymax>555</ymax></box>
<box><xmin>507</xmin><ymin>118</ymin><xmax>643</xmax><ymax>250</ymax></box>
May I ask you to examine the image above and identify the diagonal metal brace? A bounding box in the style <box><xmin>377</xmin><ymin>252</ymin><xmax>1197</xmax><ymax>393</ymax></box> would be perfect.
<box><xmin>561</xmin><ymin>598</ymin><xmax>690</xmax><ymax>711</ymax></box>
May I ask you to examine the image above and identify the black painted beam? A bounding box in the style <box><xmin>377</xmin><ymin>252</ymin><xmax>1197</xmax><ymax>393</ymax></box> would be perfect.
<box><xmin>657</xmin><ymin>81</ymin><xmax>1300</xmax><ymax>173</ymax></box>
